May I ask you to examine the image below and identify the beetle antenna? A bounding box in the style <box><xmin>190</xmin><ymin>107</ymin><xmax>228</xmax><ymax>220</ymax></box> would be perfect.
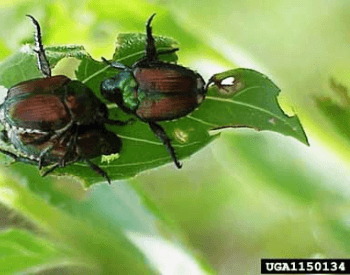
<box><xmin>26</xmin><ymin>15</ymin><xmax>51</xmax><ymax>78</ymax></box>
<box><xmin>101</xmin><ymin>57</ymin><xmax>128</xmax><ymax>70</ymax></box>
<box><xmin>145</xmin><ymin>13</ymin><xmax>157</xmax><ymax>61</ymax></box>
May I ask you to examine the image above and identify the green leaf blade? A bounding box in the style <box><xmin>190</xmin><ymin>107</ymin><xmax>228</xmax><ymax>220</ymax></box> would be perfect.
<box><xmin>192</xmin><ymin>69</ymin><xmax>309</xmax><ymax>145</ymax></box>
<box><xmin>113</xmin><ymin>33</ymin><xmax>178</xmax><ymax>65</ymax></box>
<box><xmin>0</xmin><ymin>34</ymin><xmax>308</xmax><ymax>186</ymax></box>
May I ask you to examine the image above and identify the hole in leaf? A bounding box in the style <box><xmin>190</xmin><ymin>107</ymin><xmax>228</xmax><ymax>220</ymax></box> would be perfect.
<box><xmin>221</xmin><ymin>77</ymin><xmax>234</xmax><ymax>86</ymax></box>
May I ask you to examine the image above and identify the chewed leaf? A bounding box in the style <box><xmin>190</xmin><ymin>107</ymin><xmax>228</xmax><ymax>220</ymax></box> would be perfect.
<box><xmin>45</xmin><ymin>45</ymin><xmax>91</xmax><ymax>66</ymax></box>
<box><xmin>0</xmin><ymin>32</ymin><xmax>308</xmax><ymax>186</ymax></box>
<box><xmin>0</xmin><ymin>45</ymin><xmax>89</xmax><ymax>89</ymax></box>
<box><xmin>193</xmin><ymin>69</ymin><xmax>309</xmax><ymax>145</ymax></box>
<box><xmin>0</xmin><ymin>45</ymin><xmax>41</xmax><ymax>89</ymax></box>
<box><xmin>113</xmin><ymin>33</ymin><xmax>178</xmax><ymax>65</ymax></box>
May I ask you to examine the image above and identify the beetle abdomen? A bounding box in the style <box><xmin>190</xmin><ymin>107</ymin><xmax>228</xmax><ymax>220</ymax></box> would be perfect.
<box><xmin>7</xmin><ymin>130</ymin><xmax>65</xmax><ymax>163</ymax></box>
<box><xmin>136</xmin><ymin>94</ymin><xmax>200</xmax><ymax>121</ymax></box>
<box><xmin>134</xmin><ymin>64</ymin><xmax>205</xmax><ymax>94</ymax></box>
<box><xmin>134</xmin><ymin>64</ymin><xmax>205</xmax><ymax>121</ymax></box>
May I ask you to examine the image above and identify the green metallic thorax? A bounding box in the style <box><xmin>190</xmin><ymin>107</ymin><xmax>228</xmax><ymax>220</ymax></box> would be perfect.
<box><xmin>117</xmin><ymin>71</ymin><xmax>139</xmax><ymax>111</ymax></box>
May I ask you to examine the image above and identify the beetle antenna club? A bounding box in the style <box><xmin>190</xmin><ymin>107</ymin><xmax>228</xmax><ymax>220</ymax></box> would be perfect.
<box><xmin>26</xmin><ymin>15</ymin><xmax>52</xmax><ymax>78</ymax></box>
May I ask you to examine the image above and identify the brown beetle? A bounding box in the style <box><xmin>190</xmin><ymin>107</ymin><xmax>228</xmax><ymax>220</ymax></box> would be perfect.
<box><xmin>0</xmin><ymin>15</ymin><xmax>131</xmax><ymax>172</ymax></box>
<box><xmin>101</xmin><ymin>14</ymin><xmax>206</xmax><ymax>168</ymax></box>
<box><xmin>1</xmin><ymin>124</ymin><xmax>121</xmax><ymax>183</ymax></box>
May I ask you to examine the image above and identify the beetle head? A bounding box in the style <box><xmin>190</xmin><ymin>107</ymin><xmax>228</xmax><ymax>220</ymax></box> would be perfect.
<box><xmin>99</xmin><ymin>131</ymin><xmax>122</xmax><ymax>155</ymax></box>
<box><xmin>77</xmin><ymin>126</ymin><xmax>122</xmax><ymax>157</ymax></box>
<box><xmin>101</xmin><ymin>70</ymin><xmax>139</xmax><ymax>113</ymax></box>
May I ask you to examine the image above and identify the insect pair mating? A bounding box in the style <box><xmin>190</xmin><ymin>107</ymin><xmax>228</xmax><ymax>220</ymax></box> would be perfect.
<box><xmin>0</xmin><ymin>14</ymin><xmax>208</xmax><ymax>183</ymax></box>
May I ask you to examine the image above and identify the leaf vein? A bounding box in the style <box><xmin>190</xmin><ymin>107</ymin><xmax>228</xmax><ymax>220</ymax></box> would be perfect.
<box><xmin>206</xmin><ymin>96</ymin><xmax>293</xmax><ymax>127</ymax></box>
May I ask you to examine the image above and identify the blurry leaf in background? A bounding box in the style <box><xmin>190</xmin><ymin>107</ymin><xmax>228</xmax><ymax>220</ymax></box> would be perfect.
<box><xmin>0</xmin><ymin>229</ymin><xmax>70</xmax><ymax>275</ymax></box>
<box><xmin>316</xmin><ymin>79</ymin><xmax>350</xmax><ymax>143</ymax></box>
<box><xmin>0</xmin><ymin>172</ymin><xmax>212</xmax><ymax>274</ymax></box>
<box><xmin>163</xmin><ymin>0</ymin><xmax>350</xmax><ymax>164</ymax></box>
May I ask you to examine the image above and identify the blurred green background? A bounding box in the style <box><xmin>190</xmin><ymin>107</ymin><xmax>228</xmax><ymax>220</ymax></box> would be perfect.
<box><xmin>1</xmin><ymin>0</ymin><xmax>350</xmax><ymax>274</ymax></box>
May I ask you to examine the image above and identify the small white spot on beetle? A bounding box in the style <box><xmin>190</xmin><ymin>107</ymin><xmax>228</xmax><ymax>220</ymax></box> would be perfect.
<box><xmin>17</xmin><ymin>127</ymin><xmax>25</xmax><ymax>133</ymax></box>
<box><xmin>33</xmin><ymin>129</ymin><xmax>45</xmax><ymax>134</ymax></box>
<box><xmin>0</xmin><ymin>86</ymin><xmax>7</xmax><ymax>106</ymax></box>
<box><xmin>196</xmin><ymin>95</ymin><xmax>204</xmax><ymax>104</ymax></box>
<box><xmin>197</xmin><ymin>77</ymin><xmax>205</xmax><ymax>89</ymax></box>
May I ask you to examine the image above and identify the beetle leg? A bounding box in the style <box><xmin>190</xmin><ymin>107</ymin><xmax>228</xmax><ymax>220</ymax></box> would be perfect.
<box><xmin>157</xmin><ymin>48</ymin><xmax>179</xmax><ymax>56</ymax></box>
<box><xmin>58</xmin><ymin>125</ymin><xmax>78</xmax><ymax>167</ymax></box>
<box><xmin>85</xmin><ymin>159</ymin><xmax>111</xmax><ymax>184</ymax></box>
<box><xmin>38</xmin><ymin>144</ymin><xmax>55</xmax><ymax>169</ymax></box>
<box><xmin>105</xmin><ymin>118</ymin><xmax>135</xmax><ymax>126</ymax></box>
<box><xmin>0</xmin><ymin>148</ymin><xmax>20</xmax><ymax>161</ymax></box>
<box><xmin>144</xmin><ymin>15</ymin><xmax>179</xmax><ymax>62</ymax></box>
<box><xmin>26</xmin><ymin>15</ymin><xmax>51</xmax><ymax>78</ymax></box>
<box><xmin>41</xmin><ymin>163</ymin><xmax>59</xmax><ymax>177</ymax></box>
<box><xmin>0</xmin><ymin>148</ymin><xmax>39</xmax><ymax>165</ymax></box>
<box><xmin>37</xmin><ymin>129</ymin><xmax>72</xmax><ymax>169</ymax></box>
<box><xmin>60</xmin><ymin>135</ymin><xmax>77</xmax><ymax>167</ymax></box>
<box><xmin>145</xmin><ymin>13</ymin><xmax>157</xmax><ymax>61</ymax></box>
<box><xmin>148</xmin><ymin>121</ymin><xmax>182</xmax><ymax>169</ymax></box>
<box><xmin>27</xmin><ymin>132</ymin><xmax>52</xmax><ymax>145</ymax></box>
<box><xmin>43</xmin><ymin>158</ymin><xmax>111</xmax><ymax>183</ymax></box>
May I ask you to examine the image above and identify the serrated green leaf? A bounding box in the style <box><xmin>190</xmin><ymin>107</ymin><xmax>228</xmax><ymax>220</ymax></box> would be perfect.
<box><xmin>44</xmin><ymin>45</ymin><xmax>90</xmax><ymax>66</ymax></box>
<box><xmin>73</xmin><ymin>34</ymin><xmax>215</xmax><ymax>185</ymax></box>
<box><xmin>0</xmin><ymin>33</ymin><xmax>307</xmax><ymax>186</ymax></box>
<box><xmin>113</xmin><ymin>33</ymin><xmax>178</xmax><ymax>65</ymax></box>
<box><xmin>0</xmin><ymin>45</ymin><xmax>41</xmax><ymax>88</ymax></box>
<box><xmin>0</xmin><ymin>45</ymin><xmax>89</xmax><ymax>89</ymax></box>
<box><xmin>193</xmin><ymin>69</ymin><xmax>309</xmax><ymax>145</ymax></box>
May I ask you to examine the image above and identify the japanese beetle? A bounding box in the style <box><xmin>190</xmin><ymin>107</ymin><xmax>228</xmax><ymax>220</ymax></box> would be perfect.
<box><xmin>0</xmin><ymin>15</ymin><xmax>130</xmax><ymax>168</ymax></box>
<box><xmin>0</xmin><ymin>124</ymin><xmax>121</xmax><ymax>184</ymax></box>
<box><xmin>101</xmin><ymin>14</ymin><xmax>206</xmax><ymax>168</ymax></box>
